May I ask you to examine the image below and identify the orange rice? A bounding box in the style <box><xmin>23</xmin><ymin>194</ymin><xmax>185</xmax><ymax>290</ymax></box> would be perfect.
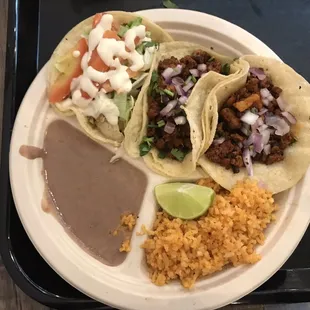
<box><xmin>141</xmin><ymin>179</ymin><xmax>278</xmax><ymax>288</ymax></box>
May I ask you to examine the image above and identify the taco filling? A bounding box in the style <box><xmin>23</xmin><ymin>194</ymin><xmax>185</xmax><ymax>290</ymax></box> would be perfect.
<box><xmin>48</xmin><ymin>13</ymin><xmax>159</xmax><ymax>132</ymax></box>
<box><xmin>205</xmin><ymin>68</ymin><xmax>297</xmax><ymax>175</ymax></box>
<box><xmin>140</xmin><ymin>50</ymin><xmax>231</xmax><ymax>161</ymax></box>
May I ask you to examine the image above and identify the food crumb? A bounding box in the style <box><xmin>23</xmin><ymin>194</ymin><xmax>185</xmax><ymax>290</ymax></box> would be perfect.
<box><xmin>119</xmin><ymin>239</ymin><xmax>131</xmax><ymax>252</ymax></box>
<box><xmin>121</xmin><ymin>213</ymin><xmax>137</xmax><ymax>231</ymax></box>
<box><xmin>136</xmin><ymin>224</ymin><xmax>155</xmax><ymax>236</ymax></box>
<box><xmin>112</xmin><ymin>213</ymin><xmax>137</xmax><ymax>236</ymax></box>
<box><xmin>113</xmin><ymin>213</ymin><xmax>137</xmax><ymax>253</ymax></box>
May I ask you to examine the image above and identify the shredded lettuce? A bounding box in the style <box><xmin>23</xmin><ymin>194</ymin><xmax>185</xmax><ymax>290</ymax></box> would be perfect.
<box><xmin>130</xmin><ymin>73</ymin><xmax>148</xmax><ymax>98</ymax></box>
<box><xmin>118</xmin><ymin>17</ymin><xmax>143</xmax><ymax>37</ymax></box>
<box><xmin>114</xmin><ymin>94</ymin><xmax>135</xmax><ymax>125</ymax></box>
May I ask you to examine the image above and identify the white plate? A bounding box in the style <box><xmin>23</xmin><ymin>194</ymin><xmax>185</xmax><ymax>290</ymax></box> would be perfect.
<box><xmin>9</xmin><ymin>9</ymin><xmax>310</xmax><ymax>310</ymax></box>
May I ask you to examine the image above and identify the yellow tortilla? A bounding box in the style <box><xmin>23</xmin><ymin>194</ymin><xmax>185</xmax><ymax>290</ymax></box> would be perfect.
<box><xmin>199</xmin><ymin>55</ymin><xmax>310</xmax><ymax>193</ymax></box>
<box><xmin>47</xmin><ymin>11</ymin><xmax>174</xmax><ymax>147</ymax></box>
<box><xmin>124</xmin><ymin>42</ymin><xmax>248</xmax><ymax>177</ymax></box>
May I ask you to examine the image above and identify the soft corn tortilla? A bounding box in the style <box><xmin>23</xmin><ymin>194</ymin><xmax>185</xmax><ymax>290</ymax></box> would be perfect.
<box><xmin>124</xmin><ymin>41</ymin><xmax>248</xmax><ymax>177</ymax></box>
<box><xmin>198</xmin><ymin>55</ymin><xmax>310</xmax><ymax>193</ymax></box>
<box><xmin>47</xmin><ymin>11</ymin><xmax>174</xmax><ymax>147</ymax></box>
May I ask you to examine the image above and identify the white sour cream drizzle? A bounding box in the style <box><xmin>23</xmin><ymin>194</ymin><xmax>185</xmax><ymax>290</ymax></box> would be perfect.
<box><xmin>57</xmin><ymin>14</ymin><xmax>155</xmax><ymax>125</ymax></box>
<box><xmin>72</xmin><ymin>50</ymin><xmax>81</xmax><ymax>58</ymax></box>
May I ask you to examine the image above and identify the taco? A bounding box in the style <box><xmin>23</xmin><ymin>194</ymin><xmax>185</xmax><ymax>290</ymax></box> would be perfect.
<box><xmin>47</xmin><ymin>11</ymin><xmax>173</xmax><ymax>146</ymax></box>
<box><xmin>124</xmin><ymin>42</ymin><xmax>248</xmax><ymax>177</ymax></box>
<box><xmin>199</xmin><ymin>55</ymin><xmax>310</xmax><ymax>193</ymax></box>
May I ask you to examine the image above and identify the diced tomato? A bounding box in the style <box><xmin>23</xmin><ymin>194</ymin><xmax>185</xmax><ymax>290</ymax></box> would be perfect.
<box><xmin>103</xmin><ymin>30</ymin><xmax>121</xmax><ymax>40</ymax></box>
<box><xmin>125</xmin><ymin>36</ymin><xmax>141</xmax><ymax>52</ymax></box>
<box><xmin>81</xmin><ymin>90</ymin><xmax>91</xmax><ymax>99</ymax></box>
<box><xmin>93</xmin><ymin>13</ymin><xmax>103</xmax><ymax>28</ymax></box>
<box><xmin>81</xmin><ymin>81</ymin><xmax>101</xmax><ymax>99</ymax></box>
<box><xmin>101</xmin><ymin>81</ymin><xmax>113</xmax><ymax>93</ymax></box>
<box><xmin>92</xmin><ymin>13</ymin><xmax>120</xmax><ymax>31</ymax></box>
<box><xmin>88</xmin><ymin>49</ymin><xmax>109</xmax><ymax>72</ymax></box>
<box><xmin>127</xmin><ymin>69</ymin><xmax>138</xmax><ymax>78</ymax></box>
<box><xmin>134</xmin><ymin>36</ymin><xmax>140</xmax><ymax>45</ymax></box>
<box><xmin>48</xmin><ymin>38</ymin><xmax>88</xmax><ymax>103</ymax></box>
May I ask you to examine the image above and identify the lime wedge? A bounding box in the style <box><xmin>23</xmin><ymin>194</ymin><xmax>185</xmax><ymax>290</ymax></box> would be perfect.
<box><xmin>154</xmin><ymin>183</ymin><xmax>215</xmax><ymax>220</ymax></box>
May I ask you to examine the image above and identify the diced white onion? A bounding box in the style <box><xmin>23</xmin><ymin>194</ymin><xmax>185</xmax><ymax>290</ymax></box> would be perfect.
<box><xmin>160</xmin><ymin>100</ymin><xmax>178</xmax><ymax>116</ymax></box>
<box><xmin>241</xmin><ymin>111</ymin><xmax>259</xmax><ymax>125</ymax></box>
<box><xmin>174</xmin><ymin>116</ymin><xmax>187</xmax><ymax>125</ymax></box>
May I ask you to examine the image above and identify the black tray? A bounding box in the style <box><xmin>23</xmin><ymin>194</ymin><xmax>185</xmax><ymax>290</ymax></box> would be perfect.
<box><xmin>1</xmin><ymin>0</ymin><xmax>310</xmax><ymax>309</ymax></box>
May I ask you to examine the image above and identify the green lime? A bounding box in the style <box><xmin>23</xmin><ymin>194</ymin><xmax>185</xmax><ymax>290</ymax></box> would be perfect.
<box><xmin>154</xmin><ymin>183</ymin><xmax>215</xmax><ymax>220</ymax></box>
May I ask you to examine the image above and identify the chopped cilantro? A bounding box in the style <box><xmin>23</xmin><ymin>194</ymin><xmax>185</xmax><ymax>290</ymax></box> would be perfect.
<box><xmin>163</xmin><ymin>0</ymin><xmax>179</xmax><ymax>8</ymax></box>
<box><xmin>171</xmin><ymin>148</ymin><xmax>186</xmax><ymax>161</ymax></box>
<box><xmin>163</xmin><ymin>89</ymin><xmax>175</xmax><ymax>97</ymax></box>
<box><xmin>143</xmin><ymin>136</ymin><xmax>154</xmax><ymax>146</ymax></box>
<box><xmin>157</xmin><ymin>120</ymin><xmax>165</xmax><ymax>127</ymax></box>
<box><xmin>145</xmin><ymin>41</ymin><xmax>158</xmax><ymax>48</ymax></box>
<box><xmin>208</xmin><ymin>56</ymin><xmax>215</xmax><ymax>62</ymax></box>
<box><xmin>251</xmin><ymin>107</ymin><xmax>258</xmax><ymax>114</ymax></box>
<box><xmin>139</xmin><ymin>136</ymin><xmax>154</xmax><ymax>156</ymax></box>
<box><xmin>151</xmin><ymin>71</ymin><xmax>159</xmax><ymax>83</ymax></box>
<box><xmin>136</xmin><ymin>41</ymin><xmax>158</xmax><ymax>55</ymax></box>
<box><xmin>148</xmin><ymin>71</ymin><xmax>159</xmax><ymax>96</ymax></box>
<box><xmin>128</xmin><ymin>17</ymin><xmax>143</xmax><ymax>28</ymax></box>
<box><xmin>158</xmin><ymin>151</ymin><xmax>167</xmax><ymax>159</ymax></box>
<box><xmin>221</xmin><ymin>63</ymin><xmax>231</xmax><ymax>75</ymax></box>
<box><xmin>135</xmin><ymin>43</ymin><xmax>145</xmax><ymax>54</ymax></box>
<box><xmin>139</xmin><ymin>142</ymin><xmax>151</xmax><ymax>156</ymax></box>
<box><xmin>118</xmin><ymin>17</ymin><xmax>143</xmax><ymax>37</ymax></box>
<box><xmin>191</xmin><ymin>75</ymin><xmax>197</xmax><ymax>83</ymax></box>
<box><xmin>158</xmin><ymin>89</ymin><xmax>166</xmax><ymax>96</ymax></box>
<box><xmin>118</xmin><ymin>25</ymin><xmax>129</xmax><ymax>37</ymax></box>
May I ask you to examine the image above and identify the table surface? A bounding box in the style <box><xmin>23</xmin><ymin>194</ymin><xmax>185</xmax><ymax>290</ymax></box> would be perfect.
<box><xmin>0</xmin><ymin>1</ymin><xmax>309</xmax><ymax>310</ymax></box>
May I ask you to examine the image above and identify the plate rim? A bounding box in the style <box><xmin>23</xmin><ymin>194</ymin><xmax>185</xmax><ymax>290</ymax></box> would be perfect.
<box><xmin>9</xmin><ymin>8</ymin><xmax>310</xmax><ymax>310</ymax></box>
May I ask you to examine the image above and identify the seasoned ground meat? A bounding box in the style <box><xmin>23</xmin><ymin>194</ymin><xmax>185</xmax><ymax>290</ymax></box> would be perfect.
<box><xmin>191</xmin><ymin>49</ymin><xmax>211</xmax><ymax>64</ymax></box>
<box><xmin>252</xmin><ymin>99</ymin><xmax>263</xmax><ymax>110</ymax></box>
<box><xmin>266</xmin><ymin>152</ymin><xmax>284</xmax><ymax>165</ymax></box>
<box><xmin>270</xmin><ymin>86</ymin><xmax>282</xmax><ymax>99</ymax></box>
<box><xmin>216</xmin><ymin>122</ymin><xmax>225</xmax><ymax>137</ymax></box>
<box><xmin>205</xmin><ymin>140</ymin><xmax>244</xmax><ymax>172</ymax></box>
<box><xmin>155</xmin><ymin>138</ymin><xmax>165</xmax><ymax>150</ymax></box>
<box><xmin>205</xmin><ymin>68</ymin><xmax>295</xmax><ymax>172</ymax></box>
<box><xmin>268</xmin><ymin>99</ymin><xmax>278</xmax><ymax>112</ymax></box>
<box><xmin>235</xmin><ymin>87</ymin><xmax>248</xmax><ymax>99</ymax></box>
<box><xmin>147</xmin><ymin>127</ymin><xmax>156</xmax><ymax>137</ymax></box>
<box><xmin>180</xmin><ymin>56</ymin><xmax>197</xmax><ymax>80</ymax></box>
<box><xmin>158</xmin><ymin>76</ymin><xmax>176</xmax><ymax>93</ymax></box>
<box><xmin>206</xmin><ymin>60</ymin><xmax>222</xmax><ymax>73</ymax></box>
<box><xmin>259</xmin><ymin>77</ymin><xmax>271</xmax><ymax>89</ymax></box>
<box><xmin>220</xmin><ymin>108</ymin><xmax>241</xmax><ymax>129</ymax></box>
<box><xmin>158</xmin><ymin>57</ymin><xmax>180</xmax><ymax>74</ymax></box>
<box><xmin>231</xmin><ymin>133</ymin><xmax>245</xmax><ymax>143</ymax></box>
<box><xmin>143</xmin><ymin>51</ymin><xmax>232</xmax><ymax>161</ymax></box>
<box><xmin>274</xmin><ymin>108</ymin><xmax>282</xmax><ymax>116</ymax></box>
<box><xmin>147</xmin><ymin>100</ymin><xmax>160</xmax><ymax>120</ymax></box>
<box><xmin>279</xmin><ymin>132</ymin><xmax>295</xmax><ymax>149</ymax></box>
<box><xmin>226</xmin><ymin>95</ymin><xmax>237</xmax><ymax>106</ymax></box>
<box><xmin>246</xmin><ymin>77</ymin><xmax>260</xmax><ymax>93</ymax></box>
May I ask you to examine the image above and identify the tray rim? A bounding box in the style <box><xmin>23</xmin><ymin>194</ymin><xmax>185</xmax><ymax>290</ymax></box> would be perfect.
<box><xmin>1</xmin><ymin>2</ymin><xmax>310</xmax><ymax>309</ymax></box>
